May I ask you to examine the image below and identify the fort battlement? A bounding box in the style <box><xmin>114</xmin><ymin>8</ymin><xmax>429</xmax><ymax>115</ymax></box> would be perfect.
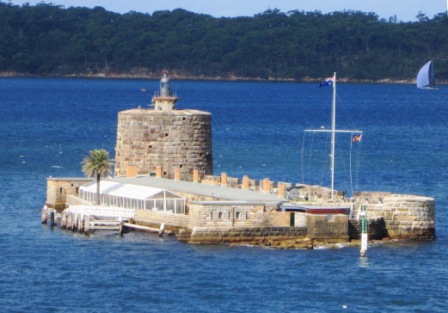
<box><xmin>46</xmin><ymin>168</ymin><xmax>435</xmax><ymax>247</ymax></box>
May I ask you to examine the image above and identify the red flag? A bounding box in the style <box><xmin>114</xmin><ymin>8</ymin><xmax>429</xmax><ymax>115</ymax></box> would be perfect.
<box><xmin>352</xmin><ymin>134</ymin><xmax>362</xmax><ymax>142</ymax></box>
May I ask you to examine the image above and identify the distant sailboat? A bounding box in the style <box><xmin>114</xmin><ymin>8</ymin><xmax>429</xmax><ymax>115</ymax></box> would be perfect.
<box><xmin>416</xmin><ymin>60</ymin><xmax>438</xmax><ymax>89</ymax></box>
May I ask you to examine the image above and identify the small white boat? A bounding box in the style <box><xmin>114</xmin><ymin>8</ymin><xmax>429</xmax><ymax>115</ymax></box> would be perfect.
<box><xmin>416</xmin><ymin>60</ymin><xmax>438</xmax><ymax>90</ymax></box>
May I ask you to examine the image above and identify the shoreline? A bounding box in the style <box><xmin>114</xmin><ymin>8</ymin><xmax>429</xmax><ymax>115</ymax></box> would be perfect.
<box><xmin>0</xmin><ymin>71</ymin><xmax>426</xmax><ymax>85</ymax></box>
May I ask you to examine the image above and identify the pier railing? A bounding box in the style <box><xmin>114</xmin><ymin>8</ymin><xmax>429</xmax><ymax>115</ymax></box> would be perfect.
<box><xmin>67</xmin><ymin>205</ymin><xmax>135</xmax><ymax>220</ymax></box>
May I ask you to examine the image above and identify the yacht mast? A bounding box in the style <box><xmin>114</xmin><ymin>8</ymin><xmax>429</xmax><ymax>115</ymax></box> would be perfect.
<box><xmin>330</xmin><ymin>72</ymin><xmax>336</xmax><ymax>200</ymax></box>
<box><xmin>304</xmin><ymin>72</ymin><xmax>362</xmax><ymax>200</ymax></box>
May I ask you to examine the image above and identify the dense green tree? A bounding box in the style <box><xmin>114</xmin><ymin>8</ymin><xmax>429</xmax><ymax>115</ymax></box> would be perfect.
<box><xmin>0</xmin><ymin>1</ymin><xmax>447</xmax><ymax>81</ymax></box>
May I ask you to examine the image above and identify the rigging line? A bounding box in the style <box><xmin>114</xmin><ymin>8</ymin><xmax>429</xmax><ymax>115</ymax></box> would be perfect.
<box><xmin>307</xmin><ymin>132</ymin><xmax>318</xmax><ymax>184</ymax></box>
<box><xmin>336</xmin><ymin>93</ymin><xmax>359</xmax><ymax>131</ymax></box>
<box><xmin>300</xmin><ymin>131</ymin><xmax>307</xmax><ymax>183</ymax></box>
<box><xmin>354</xmin><ymin>140</ymin><xmax>363</xmax><ymax>192</ymax></box>
<box><xmin>349</xmin><ymin>133</ymin><xmax>354</xmax><ymax>197</ymax></box>
<box><xmin>317</xmin><ymin>133</ymin><xmax>332</xmax><ymax>186</ymax></box>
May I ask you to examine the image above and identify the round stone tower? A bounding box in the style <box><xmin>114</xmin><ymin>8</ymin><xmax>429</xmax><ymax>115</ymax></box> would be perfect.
<box><xmin>114</xmin><ymin>74</ymin><xmax>213</xmax><ymax>180</ymax></box>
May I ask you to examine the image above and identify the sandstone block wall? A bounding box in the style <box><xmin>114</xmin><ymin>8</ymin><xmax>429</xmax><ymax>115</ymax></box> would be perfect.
<box><xmin>349</xmin><ymin>218</ymin><xmax>389</xmax><ymax>240</ymax></box>
<box><xmin>114</xmin><ymin>108</ymin><xmax>213</xmax><ymax>180</ymax></box>
<box><xmin>306</xmin><ymin>214</ymin><xmax>349</xmax><ymax>241</ymax></box>
<box><xmin>46</xmin><ymin>178</ymin><xmax>93</xmax><ymax>211</ymax></box>
<box><xmin>188</xmin><ymin>202</ymin><xmax>268</xmax><ymax>228</ymax></box>
<box><xmin>135</xmin><ymin>209</ymin><xmax>190</xmax><ymax>228</ymax></box>
<box><xmin>188</xmin><ymin>226</ymin><xmax>307</xmax><ymax>245</ymax></box>
<box><xmin>353</xmin><ymin>193</ymin><xmax>435</xmax><ymax>240</ymax></box>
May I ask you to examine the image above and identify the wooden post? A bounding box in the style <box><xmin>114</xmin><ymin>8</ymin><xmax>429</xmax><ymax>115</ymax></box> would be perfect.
<box><xmin>159</xmin><ymin>223</ymin><xmax>165</xmax><ymax>237</ymax></box>
<box><xmin>49</xmin><ymin>210</ymin><xmax>55</xmax><ymax>226</ymax></box>
<box><xmin>66</xmin><ymin>213</ymin><xmax>72</xmax><ymax>230</ymax></box>
<box><xmin>84</xmin><ymin>216</ymin><xmax>91</xmax><ymax>235</ymax></box>
<box><xmin>78</xmin><ymin>215</ymin><xmax>84</xmax><ymax>233</ymax></box>
<box><xmin>61</xmin><ymin>210</ymin><xmax>67</xmax><ymax>228</ymax></box>
<box><xmin>73</xmin><ymin>214</ymin><xmax>81</xmax><ymax>232</ymax></box>
<box><xmin>41</xmin><ymin>207</ymin><xmax>48</xmax><ymax>224</ymax></box>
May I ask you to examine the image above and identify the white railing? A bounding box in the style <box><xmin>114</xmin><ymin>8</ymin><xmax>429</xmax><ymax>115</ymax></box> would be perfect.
<box><xmin>67</xmin><ymin>205</ymin><xmax>135</xmax><ymax>220</ymax></box>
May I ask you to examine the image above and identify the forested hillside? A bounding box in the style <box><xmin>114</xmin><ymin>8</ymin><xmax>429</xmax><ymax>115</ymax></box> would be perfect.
<box><xmin>0</xmin><ymin>1</ymin><xmax>447</xmax><ymax>81</ymax></box>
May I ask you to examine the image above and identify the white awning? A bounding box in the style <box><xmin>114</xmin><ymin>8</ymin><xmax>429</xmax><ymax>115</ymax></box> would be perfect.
<box><xmin>80</xmin><ymin>180</ymin><xmax>182</xmax><ymax>200</ymax></box>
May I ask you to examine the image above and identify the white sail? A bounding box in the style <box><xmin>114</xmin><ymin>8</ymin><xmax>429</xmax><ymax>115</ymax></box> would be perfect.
<box><xmin>416</xmin><ymin>60</ymin><xmax>437</xmax><ymax>89</ymax></box>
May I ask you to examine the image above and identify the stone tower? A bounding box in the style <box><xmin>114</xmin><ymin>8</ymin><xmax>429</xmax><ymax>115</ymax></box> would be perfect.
<box><xmin>114</xmin><ymin>74</ymin><xmax>213</xmax><ymax>180</ymax></box>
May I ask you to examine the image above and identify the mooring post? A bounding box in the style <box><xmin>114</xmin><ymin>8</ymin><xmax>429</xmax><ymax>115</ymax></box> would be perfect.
<box><xmin>66</xmin><ymin>213</ymin><xmax>73</xmax><ymax>231</ymax></box>
<box><xmin>77</xmin><ymin>215</ymin><xmax>84</xmax><ymax>233</ymax></box>
<box><xmin>84</xmin><ymin>216</ymin><xmax>91</xmax><ymax>235</ymax></box>
<box><xmin>72</xmin><ymin>214</ymin><xmax>78</xmax><ymax>232</ymax></box>
<box><xmin>49</xmin><ymin>210</ymin><xmax>56</xmax><ymax>227</ymax></box>
<box><xmin>61</xmin><ymin>210</ymin><xmax>67</xmax><ymax>229</ymax></box>
<box><xmin>159</xmin><ymin>223</ymin><xmax>165</xmax><ymax>237</ymax></box>
<box><xmin>360</xmin><ymin>205</ymin><xmax>368</xmax><ymax>257</ymax></box>
<box><xmin>119</xmin><ymin>221</ymin><xmax>124</xmax><ymax>237</ymax></box>
<box><xmin>41</xmin><ymin>206</ymin><xmax>48</xmax><ymax>224</ymax></box>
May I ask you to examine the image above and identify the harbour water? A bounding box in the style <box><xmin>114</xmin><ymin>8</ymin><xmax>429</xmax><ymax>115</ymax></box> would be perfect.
<box><xmin>0</xmin><ymin>77</ymin><xmax>447</xmax><ymax>312</ymax></box>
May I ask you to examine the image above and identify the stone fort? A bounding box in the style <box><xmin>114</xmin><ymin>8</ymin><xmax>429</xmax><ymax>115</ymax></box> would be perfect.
<box><xmin>114</xmin><ymin>73</ymin><xmax>213</xmax><ymax>180</ymax></box>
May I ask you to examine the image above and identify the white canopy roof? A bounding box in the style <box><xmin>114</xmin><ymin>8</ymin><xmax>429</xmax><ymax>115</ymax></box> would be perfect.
<box><xmin>80</xmin><ymin>180</ymin><xmax>182</xmax><ymax>200</ymax></box>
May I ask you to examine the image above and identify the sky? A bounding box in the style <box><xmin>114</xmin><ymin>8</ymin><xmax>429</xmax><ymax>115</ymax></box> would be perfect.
<box><xmin>6</xmin><ymin>0</ymin><xmax>448</xmax><ymax>22</ymax></box>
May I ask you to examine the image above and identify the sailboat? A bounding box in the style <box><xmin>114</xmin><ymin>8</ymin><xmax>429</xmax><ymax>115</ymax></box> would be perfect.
<box><xmin>416</xmin><ymin>60</ymin><xmax>438</xmax><ymax>90</ymax></box>
<box><xmin>305</xmin><ymin>72</ymin><xmax>362</xmax><ymax>200</ymax></box>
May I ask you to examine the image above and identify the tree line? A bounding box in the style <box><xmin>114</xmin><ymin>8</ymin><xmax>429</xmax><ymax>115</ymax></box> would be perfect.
<box><xmin>0</xmin><ymin>1</ymin><xmax>447</xmax><ymax>82</ymax></box>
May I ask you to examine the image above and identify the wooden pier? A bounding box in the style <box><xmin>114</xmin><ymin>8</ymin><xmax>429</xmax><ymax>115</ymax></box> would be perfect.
<box><xmin>41</xmin><ymin>206</ymin><xmax>170</xmax><ymax>237</ymax></box>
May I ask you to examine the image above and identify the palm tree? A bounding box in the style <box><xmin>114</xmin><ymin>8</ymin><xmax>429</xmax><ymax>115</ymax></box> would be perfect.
<box><xmin>81</xmin><ymin>149</ymin><xmax>113</xmax><ymax>205</ymax></box>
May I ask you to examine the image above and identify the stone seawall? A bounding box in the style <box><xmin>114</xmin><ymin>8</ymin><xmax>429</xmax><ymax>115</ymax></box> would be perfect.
<box><xmin>354</xmin><ymin>193</ymin><xmax>435</xmax><ymax>240</ymax></box>
<box><xmin>306</xmin><ymin>214</ymin><xmax>349</xmax><ymax>242</ymax></box>
<box><xmin>187</xmin><ymin>226</ymin><xmax>310</xmax><ymax>249</ymax></box>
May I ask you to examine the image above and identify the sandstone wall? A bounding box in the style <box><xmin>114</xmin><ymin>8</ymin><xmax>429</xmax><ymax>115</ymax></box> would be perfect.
<box><xmin>46</xmin><ymin>178</ymin><xmax>93</xmax><ymax>211</ymax></box>
<box><xmin>188</xmin><ymin>226</ymin><xmax>308</xmax><ymax>248</ymax></box>
<box><xmin>353</xmin><ymin>193</ymin><xmax>435</xmax><ymax>240</ymax></box>
<box><xmin>306</xmin><ymin>214</ymin><xmax>349</xmax><ymax>242</ymax></box>
<box><xmin>135</xmin><ymin>209</ymin><xmax>190</xmax><ymax>228</ymax></box>
<box><xmin>188</xmin><ymin>202</ymin><xmax>268</xmax><ymax>228</ymax></box>
<box><xmin>114</xmin><ymin>108</ymin><xmax>213</xmax><ymax>179</ymax></box>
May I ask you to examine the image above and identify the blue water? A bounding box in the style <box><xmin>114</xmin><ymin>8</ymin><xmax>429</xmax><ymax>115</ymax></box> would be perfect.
<box><xmin>1</xmin><ymin>77</ymin><xmax>448</xmax><ymax>312</ymax></box>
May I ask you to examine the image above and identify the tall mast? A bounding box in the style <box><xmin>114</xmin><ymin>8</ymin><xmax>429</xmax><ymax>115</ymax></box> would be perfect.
<box><xmin>330</xmin><ymin>72</ymin><xmax>336</xmax><ymax>200</ymax></box>
<box><xmin>304</xmin><ymin>72</ymin><xmax>362</xmax><ymax>200</ymax></box>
